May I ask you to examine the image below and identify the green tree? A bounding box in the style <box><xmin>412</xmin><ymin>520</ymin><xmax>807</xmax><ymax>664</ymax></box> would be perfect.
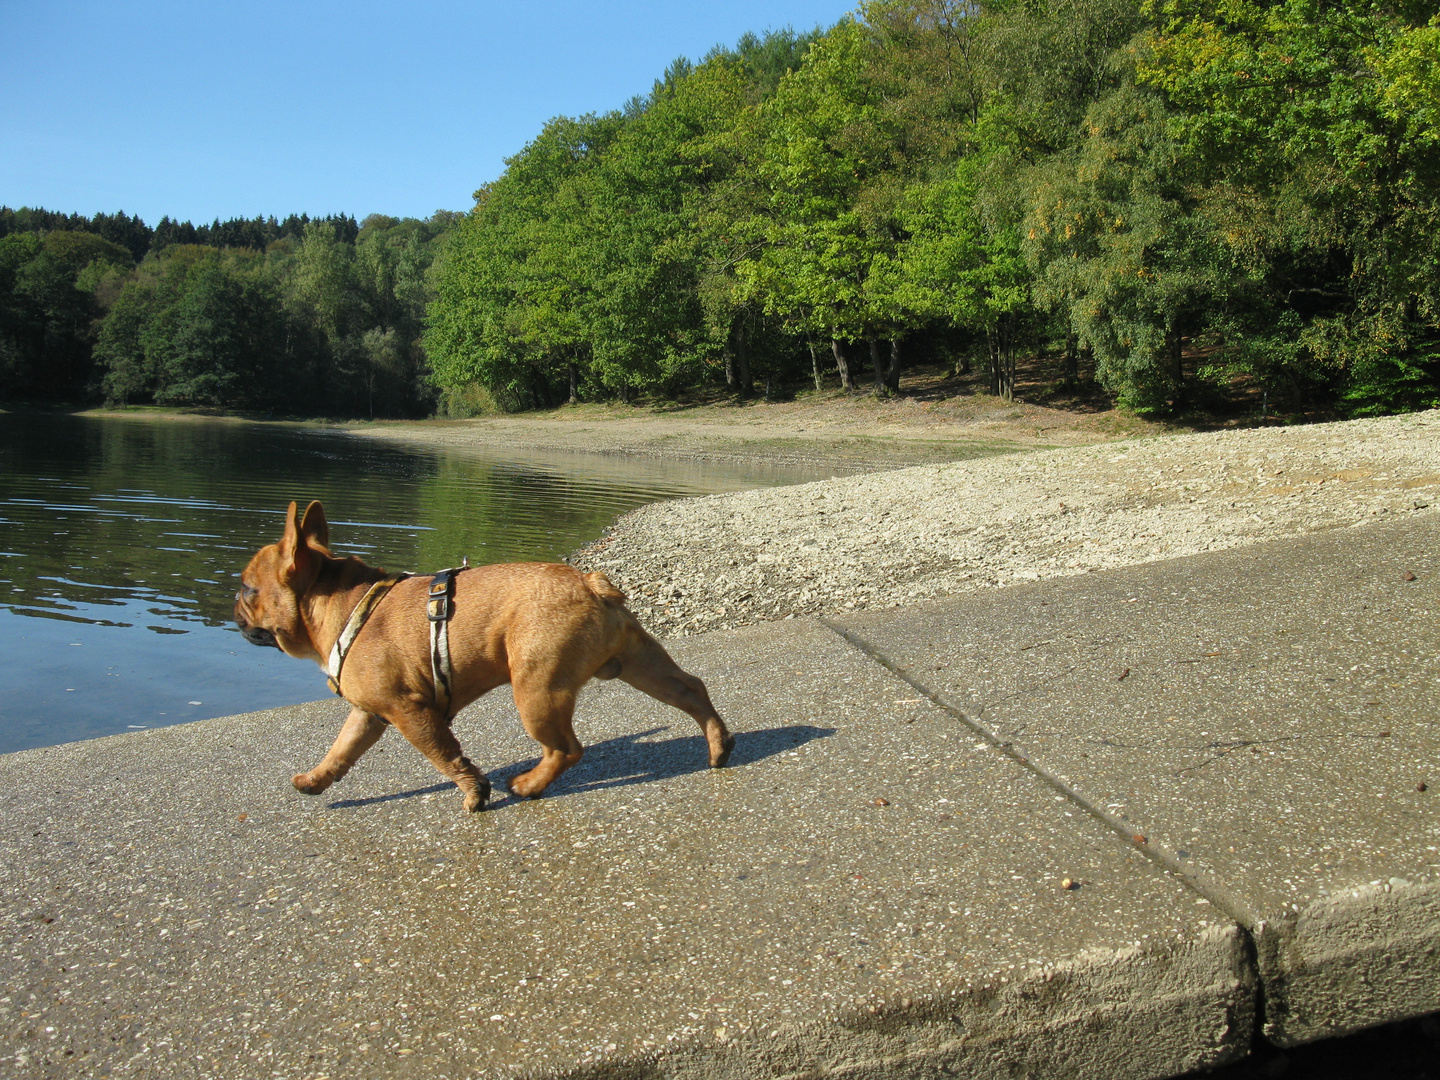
<box><xmin>738</xmin><ymin>20</ymin><xmax>913</xmax><ymax>396</ymax></box>
<box><xmin>1142</xmin><ymin>0</ymin><xmax>1440</xmax><ymax>413</ymax></box>
<box><xmin>886</xmin><ymin>159</ymin><xmax>1033</xmax><ymax>397</ymax></box>
<box><xmin>0</xmin><ymin>230</ymin><xmax>132</xmax><ymax>398</ymax></box>
<box><xmin>427</xmin><ymin>114</ymin><xmax>623</xmax><ymax>409</ymax></box>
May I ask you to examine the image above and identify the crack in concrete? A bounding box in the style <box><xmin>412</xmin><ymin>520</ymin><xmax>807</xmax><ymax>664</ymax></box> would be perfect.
<box><xmin>819</xmin><ymin>617</ymin><xmax>1264</xmax><ymax>931</ymax></box>
<box><xmin>823</xmin><ymin>615</ymin><xmax>1308</xmax><ymax>1048</ymax></box>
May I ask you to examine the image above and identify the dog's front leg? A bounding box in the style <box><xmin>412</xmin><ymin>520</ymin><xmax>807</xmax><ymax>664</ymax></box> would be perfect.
<box><xmin>293</xmin><ymin>707</ymin><xmax>389</xmax><ymax>795</ymax></box>
<box><xmin>386</xmin><ymin>704</ymin><xmax>492</xmax><ymax>813</ymax></box>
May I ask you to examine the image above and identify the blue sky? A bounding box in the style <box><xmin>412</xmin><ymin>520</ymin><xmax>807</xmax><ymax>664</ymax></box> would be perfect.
<box><xmin>2</xmin><ymin>1</ymin><xmax>853</xmax><ymax>226</ymax></box>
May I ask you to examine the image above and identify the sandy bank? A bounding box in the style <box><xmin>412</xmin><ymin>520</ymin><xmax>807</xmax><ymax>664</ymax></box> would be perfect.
<box><xmin>342</xmin><ymin>393</ymin><xmax>1154</xmax><ymax>471</ymax></box>
<box><xmin>573</xmin><ymin>412</ymin><xmax>1440</xmax><ymax>638</ymax></box>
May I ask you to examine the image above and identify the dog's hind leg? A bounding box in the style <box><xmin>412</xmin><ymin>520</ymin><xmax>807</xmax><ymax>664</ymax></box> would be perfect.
<box><xmin>507</xmin><ymin>683</ymin><xmax>584</xmax><ymax>799</ymax></box>
<box><xmin>616</xmin><ymin>632</ymin><xmax>734</xmax><ymax>768</ymax></box>
<box><xmin>293</xmin><ymin>707</ymin><xmax>389</xmax><ymax>795</ymax></box>
<box><xmin>386</xmin><ymin>704</ymin><xmax>491</xmax><ymax>813</ymax></box>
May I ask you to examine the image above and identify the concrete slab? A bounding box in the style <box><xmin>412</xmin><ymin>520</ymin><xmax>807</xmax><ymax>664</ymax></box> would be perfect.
<box><xmin>834</xmin><ymin>516</ymin><xmax>1440</xmax><ymax>1047</ymax></box>
<box><xmin>1</xmin><ymin>621</ymin><xmax>1250</xmax><ymax>1079</ymax></box>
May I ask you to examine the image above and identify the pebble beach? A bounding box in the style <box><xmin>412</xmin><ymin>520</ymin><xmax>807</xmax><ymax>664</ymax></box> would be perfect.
<box><xmin>575</xmin><ymin>411</ymin><xmax>1440</xmax><ymax>638</ymax></box>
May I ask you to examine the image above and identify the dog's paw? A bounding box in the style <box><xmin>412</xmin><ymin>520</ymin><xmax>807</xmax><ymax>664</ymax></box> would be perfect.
<box><xmin>710</xmin><ymin>734</ymin><xmax>736</xmax><ymax>769</ymax></box>
<box><xmin>505</xmin><ymin>772</ymin><xmax>546</xmax><ymax>799</ymax></box>
<box><xmin>291</xmin><ymin>772</ymin><xmax>332</xmax><ymax>795</ymax></box>
<box><xmin>463</xmin><ymin>778</ymin><xmax>492</xmax><ymax>813</ymax></box>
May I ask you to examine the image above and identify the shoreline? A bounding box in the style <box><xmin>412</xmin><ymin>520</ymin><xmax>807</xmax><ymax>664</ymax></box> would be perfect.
<box><xmin>61</xmin><ymin>404</ymin><xmax>1440</xmax><ymax>643</ymax></box>
<box><xmin>341</xmin><ymin>395</ymin><xmax>1159</xmax><ymax>471</ymax></box>
<box><xmin>572</xmin><ymin>412</ymin><xmax>1440</xmax><ymax>639</ymax></box>
<box><xmin>74</xmin><ymin>391</ymin><xmax>1164</xmax><ymax>472</ymax></box>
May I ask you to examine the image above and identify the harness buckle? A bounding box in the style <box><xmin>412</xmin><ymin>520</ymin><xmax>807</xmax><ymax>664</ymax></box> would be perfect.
<box><xmin>427</xmin><ymin>570</ymin><xmax>454</xmax><ymax>622</ymax></box>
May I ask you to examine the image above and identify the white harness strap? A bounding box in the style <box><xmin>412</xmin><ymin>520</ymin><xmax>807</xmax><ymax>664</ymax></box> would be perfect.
<box><xmin>323</xmin><ymin>565</ymin><xmax>467</xmax><ymax>713</ymax></box>
<box><xmin>325</xmin><ymin>574</ymin><xmax>410</xmax><ymax>699</ymax></box>
<box><xmin>427</xmin><ymin>562</ymin><xmax>468</xmax><ymax>716</ymax></box>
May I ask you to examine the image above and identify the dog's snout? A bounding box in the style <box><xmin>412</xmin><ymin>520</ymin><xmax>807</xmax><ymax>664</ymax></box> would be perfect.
<box><xmin>240</xmin><ymin>623</ymin><xmax>280</xmax><ymax>649</ymax></box>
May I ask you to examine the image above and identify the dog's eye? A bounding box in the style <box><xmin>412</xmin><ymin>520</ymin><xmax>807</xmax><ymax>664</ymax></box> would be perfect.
<box><xmin>238</xmin><ymin>583</ymin><xmax>259</xmax><ymax>601</ymax></box>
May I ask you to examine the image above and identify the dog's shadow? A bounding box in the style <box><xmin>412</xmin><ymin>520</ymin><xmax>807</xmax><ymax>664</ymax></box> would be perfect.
<box><xmin>327</xmin><ymin>723</ymin><xmax>835</xmax><ymax>810</ymax></box>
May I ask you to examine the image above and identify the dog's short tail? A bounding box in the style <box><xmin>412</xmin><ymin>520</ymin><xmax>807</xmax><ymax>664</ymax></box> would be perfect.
<box><xmin>582</xmin><ymin>571</ymin><xmax>627</xmax><ymax>606</ymax></box>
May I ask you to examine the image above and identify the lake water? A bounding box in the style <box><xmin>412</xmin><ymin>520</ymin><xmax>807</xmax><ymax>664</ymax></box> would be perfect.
<box><xmin>0</xmin><ymin>411</ymin><xmax>831</xmax><ymax>754</ymax></box>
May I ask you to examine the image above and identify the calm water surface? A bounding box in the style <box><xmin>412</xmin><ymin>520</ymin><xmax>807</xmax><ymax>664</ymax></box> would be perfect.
<box><xmin>0</xmin><ymin>411</ymin><xmax>830</xmax><ymax>753</ymax></box>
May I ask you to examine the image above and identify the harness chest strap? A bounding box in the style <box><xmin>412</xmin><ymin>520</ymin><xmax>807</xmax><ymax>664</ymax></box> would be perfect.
<box><xmin>426</xmin><ymin>566</ymin><xmax>464</xmax><ymax>715</ymax></box>
<box><xmin>324</xmin><ymin>565</ymin><xmax>468</xmax><ymax>713</ymax></box>
<box><xmin>325</xmin><ymin>574</ymin><xmax>410</xmax><ymax>697</ymax></box>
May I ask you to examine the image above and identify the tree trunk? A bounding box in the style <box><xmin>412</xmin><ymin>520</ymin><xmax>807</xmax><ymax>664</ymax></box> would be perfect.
<box><xmin>1167</xmin><ymin>329</ymin><xmax>1184</xmax><ymax>406</ymax></box>
<box><xmin>885</xmin><ymin>337</ymin><xmax>901</xmax><ymax>393</ymax></box>
<box><xmin>987</xmin><ymin>317</ymin><xmax>1016</xmax><ymax>400</ymax></box>
<box><xmin>567</xmin><ymin>363</ymin><xmax>579</xmax><ymax>405</ymax></box>
<box><xmin>831</xmin><ymin>338</ymin><xmax>853</xmax><ymax>391</ymax></box>
<box><xmin>807</xmin><ymin>339</ymin><xmax>823</xmax><ymax>393</ymax></box>
<box><xmin>1063</xmin><ymin>330</ymin><xmax>1079</xmax><ymax>388</ymax></box>
<box><xmin>986</xmin><ymin>329</ymin><xmax>1000</xmax><ymax>396</ymax></box>
<box><xmin>867</xmin><ymin>334</ymin><xmax>886</xmax><ymax>397</ymax></box>
<box><xmin>1001</xmin><ymin>317</ymin><xmax>1016</xmax><ymax>401</ymax></box>
<box><xmin>1003</xmin><ymin>336</ymin><xmax>1016</xmax><ymax>401</ymax></box>
<box><xmin>735</xmin><ymin>321</ymin><xmax>752</xmax><ymax>398</ymax></box>
<box><xmin>728</xmin><ymin>319</ymin><xmax>752</xmax><ymax>398</ymax></box>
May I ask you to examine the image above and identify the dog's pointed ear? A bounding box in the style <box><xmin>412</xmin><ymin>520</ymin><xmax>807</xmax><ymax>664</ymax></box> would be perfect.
<box><xmin>278</xmin><ymin>500</ymin><xmax>316</xmax><ymax>584</ymax></box>
<box><xmin>279</xmin><ymin>500</ymin><xmax>301</xmax><ymax>555</ymax></box>
<box><xmin>299</xmin><ymin>501</ymin><xmax>330</xmax><ymax>550</ymax></box>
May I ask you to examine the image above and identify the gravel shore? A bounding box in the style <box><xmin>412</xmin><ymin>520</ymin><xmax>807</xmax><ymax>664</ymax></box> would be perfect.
<box><xmin>576</xmin><ymin>412</ymin><xmax>1440</xmax><ymax>638</ymax></box>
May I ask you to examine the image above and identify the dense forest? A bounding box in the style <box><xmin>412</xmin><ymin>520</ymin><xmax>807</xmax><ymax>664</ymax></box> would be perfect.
<box><xmin>0</xmin><ymin>206</ymin><xmax>457</xmax><ymax>416</ymax></box>
<box><xmin>429</xmin><ymin>0</ymin><xmax>1440</xmax><ymax>418</ymax></box>
<box><xmin>3</xmin><ymin>0</ymin><xmax>1438</xmax><ymax>420</ymax></box>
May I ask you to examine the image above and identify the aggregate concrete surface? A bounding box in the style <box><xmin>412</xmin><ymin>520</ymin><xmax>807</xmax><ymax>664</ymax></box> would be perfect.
<box><xmin>835</xmin><ymin>514</ymin><xmax>1440</xmax><ymax>1049</ymax></box>
<box><xmin>1</xmin><ymin>518</ymin><xmax>1435</xmax><ymax>1079</ymax></box>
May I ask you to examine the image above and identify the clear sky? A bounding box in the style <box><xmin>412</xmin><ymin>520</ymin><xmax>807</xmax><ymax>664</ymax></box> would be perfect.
<box><xmin>2</xmin><ymin>0</ymin><xmax>853</xmax><ymax>226</ymax></box>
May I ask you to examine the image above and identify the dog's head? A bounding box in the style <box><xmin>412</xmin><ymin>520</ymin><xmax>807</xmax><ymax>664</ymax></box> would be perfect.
<box><xmin>234</xmin><ymin>500</ymin><xmax>332</xmax><ymax>660</ymax></box>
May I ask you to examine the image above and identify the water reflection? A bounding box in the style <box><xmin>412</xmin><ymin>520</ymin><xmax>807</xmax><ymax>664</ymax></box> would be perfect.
<box><xmin>0</xmin><ymin>411</ymin><xmax>829</xmax><ymax>752</ymax></box>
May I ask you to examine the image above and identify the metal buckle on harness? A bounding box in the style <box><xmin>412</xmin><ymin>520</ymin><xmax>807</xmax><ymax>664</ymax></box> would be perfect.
<box><xmin>427</xmin><ymin>572</ymin><xmax>453</xmax><ymax>622</ymax></box>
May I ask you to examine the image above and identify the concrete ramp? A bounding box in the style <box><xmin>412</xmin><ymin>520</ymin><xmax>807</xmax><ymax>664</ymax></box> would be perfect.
<box><xmin>3</xmin><ymin>516</ymin><xmax>1437</xmax><ymax>1078</ymax></box>
<box><xmin>833</xmin><ymin>514</ymin><xmax>1440</xmax><ymax>1048</ymax></box>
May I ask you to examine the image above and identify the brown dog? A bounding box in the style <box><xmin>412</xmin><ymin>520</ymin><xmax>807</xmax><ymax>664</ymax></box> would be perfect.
<box><xmin>234</xmin><ymin>500</ymin><xmax>734</xmax><ymax>811</ymax></box>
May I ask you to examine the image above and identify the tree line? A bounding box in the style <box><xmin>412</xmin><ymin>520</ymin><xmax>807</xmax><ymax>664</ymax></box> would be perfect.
<box><xmin>0</xmin><ymin>207</ymin><xmax>456</xmax><ymax>416</ymax></box>
<box><xmin>4</xmin><ymin>0</ymin><xmax>1437</xmax><ymax>421</ymax></box>
<box><xmin>427</xmin><ymin>0</ymin><xmax>1440</xmax><ymax>417</ymax></box>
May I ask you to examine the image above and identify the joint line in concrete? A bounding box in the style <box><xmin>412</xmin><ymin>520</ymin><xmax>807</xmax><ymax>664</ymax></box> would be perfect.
<box><xmin>818</xmin><ymin>618</ymin><xmax>1262</xmax><ymax>930</ymax></box>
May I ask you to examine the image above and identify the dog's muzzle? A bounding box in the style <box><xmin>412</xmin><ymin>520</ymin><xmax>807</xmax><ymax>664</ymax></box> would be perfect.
<box><xmin>235</xmin><ymin>592</ymin><xmax>280</xmax><ymax>649</ymax></box>
<box><xmin>240</xmin><ymin>622</ymin><xmax>280</xmax><ymax>649</ymax></box>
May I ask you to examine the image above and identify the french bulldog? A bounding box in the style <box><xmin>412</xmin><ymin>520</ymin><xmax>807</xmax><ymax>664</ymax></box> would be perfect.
<box><xmin>234</xmin><ymin>500</ymin><xmax>733</xmax><ymax>811</ymax></box>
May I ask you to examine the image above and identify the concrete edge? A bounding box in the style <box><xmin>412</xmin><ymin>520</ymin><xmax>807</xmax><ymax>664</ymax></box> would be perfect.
<box><xmin>552</xmin><ymin>924</ymin><xmax>1254</xmax><ymax>1080</ymax></box>
<box><xmin>1258</xmin><ymin>878</ymin><xmax>1440</xmax><ymax>1047</ymax></box>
